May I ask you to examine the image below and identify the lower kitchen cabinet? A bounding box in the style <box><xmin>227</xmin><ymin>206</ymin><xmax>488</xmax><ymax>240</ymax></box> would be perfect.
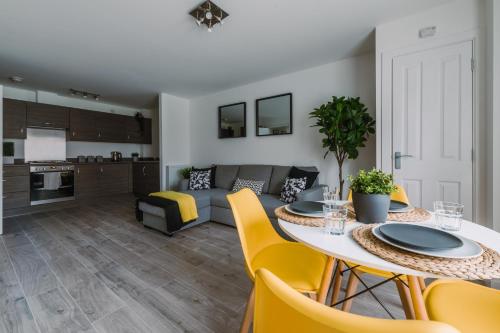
<box><xmin>75</xmin><ymin>163</ymin><xmax>131</xmax><ymax>199</ymax></box>
<box><xmin>3</xmin><ymin>165</ymin><xmax>30</xmax><ymax>210</ymax></box>
<box><xmin>133</xmin><ymin>162</ymin><xmax>160</xmax><ymax>196</ymax></box>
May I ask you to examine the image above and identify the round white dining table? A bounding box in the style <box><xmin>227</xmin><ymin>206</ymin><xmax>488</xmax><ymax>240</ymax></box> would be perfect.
<box><xmin>278</xmin><ymin>216</ymin><xmax>500</xmax><ymax>320</ymax></box>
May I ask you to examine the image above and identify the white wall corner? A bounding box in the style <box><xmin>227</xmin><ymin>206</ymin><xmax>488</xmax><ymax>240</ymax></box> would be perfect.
<box><xmin>158</xmin><ymin>92</ymin><xmax>191</xmax><ymax>190</ymax></box>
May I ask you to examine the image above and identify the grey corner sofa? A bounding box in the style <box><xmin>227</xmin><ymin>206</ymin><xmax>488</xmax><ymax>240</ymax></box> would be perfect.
<box><xmin>181</xmin><ymin>164</ymin><xmax>324</xmax><ymax>226</ymax></box>
<box><xmin>138</xmin><ymin>164</ymin><xmax>324</xmax><ymax>236</ymax></box>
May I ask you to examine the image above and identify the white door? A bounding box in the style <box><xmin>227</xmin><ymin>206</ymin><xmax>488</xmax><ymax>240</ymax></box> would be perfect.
<box><xmin>392</xmin><ymin>41</ymin><xmax>473</xmax><ymax>219</ymax></box>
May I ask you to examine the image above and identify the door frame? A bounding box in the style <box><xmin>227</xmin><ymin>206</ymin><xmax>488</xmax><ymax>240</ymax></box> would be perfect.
<box><xmin>377</xmin><ymin>29</ymin><xmax>482</xmax><ymax>224</ymax></box>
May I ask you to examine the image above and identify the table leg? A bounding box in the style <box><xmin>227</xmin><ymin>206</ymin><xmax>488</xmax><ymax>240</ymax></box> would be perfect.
<box><xmin>330</xmin><ymin>260</ymin><xmax>344</xmax><ymax>306</ymax></box>
<box><xmin>317</xmin><ymin>256</ymin><xmax>335</xmax><ymax>304</ymax></box>
<box><xmin>408</xmin><ymin>275</ymin><xmax>429</xmax><ymax>320</ymax></box>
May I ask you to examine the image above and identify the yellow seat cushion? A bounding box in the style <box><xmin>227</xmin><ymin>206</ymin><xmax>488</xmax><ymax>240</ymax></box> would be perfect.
<box><xmin>251</xmin><ymin>243</ymin><xmax>327</xmax><ymax>292</ymax></box>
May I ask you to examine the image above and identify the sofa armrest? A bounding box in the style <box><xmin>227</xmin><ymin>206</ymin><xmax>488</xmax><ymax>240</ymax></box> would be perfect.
<box><xmin>296</xmin><ymin>185</ymin><xmax>327</xmax><ymax>202</ymax></box>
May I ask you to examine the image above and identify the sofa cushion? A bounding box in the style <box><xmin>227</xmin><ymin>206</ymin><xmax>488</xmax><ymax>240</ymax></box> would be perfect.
<box><xmin>210</xmin><ymin>188</ymin><xmax>231</xmax><ymax>208</ymax></box>
<box><xmin>269</xmin><ymin>166</ymin><xmax>292</xmax><ymax>195</ymax></box>
<box><xmin>259</xmin><ymin>194</ymin><xmax>283</xmax><ymax>218</ymax></box>
<box><xmin>215</xmin><ymin>165</ymin><xmax>240</xmax><ymax>190</ymax></box>
<box><xmin>236</xmin><ymin>165</ymin><xmax>273</xmax><ymax>193</ymax></box>
<box><xmin>179</xmin><ymin>189</ymin><xmax>211</xmax><ymax>208</ymax></box>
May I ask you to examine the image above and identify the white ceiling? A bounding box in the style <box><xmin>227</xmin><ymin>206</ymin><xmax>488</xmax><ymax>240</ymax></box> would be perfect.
<box><xmin>0</xmin><ymin>0</ymin><xmax>450</xmax><ymax>108</ymax></box>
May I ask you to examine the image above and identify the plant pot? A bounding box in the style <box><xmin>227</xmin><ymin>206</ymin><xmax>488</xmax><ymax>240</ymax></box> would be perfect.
<box><xmin>352</xmin><ymin>192</ymin><xmax>390</xmax><ymax>224</ymax></box>
<box><xmin>3</xmin><ymin>156</ymin><xmax>14</xmax><ymax>165</ymax></box>
<box><xmin>178</xmin><ymin>179</ymin><xmax>189</xmax><ymax>191</ymax></box>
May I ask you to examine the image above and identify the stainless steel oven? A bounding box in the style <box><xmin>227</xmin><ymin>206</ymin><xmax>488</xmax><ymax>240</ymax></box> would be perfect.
<box><xmin>30</xmin><ymin>163</ymin><xmax>75</xmax><ymax>205</ymax></box>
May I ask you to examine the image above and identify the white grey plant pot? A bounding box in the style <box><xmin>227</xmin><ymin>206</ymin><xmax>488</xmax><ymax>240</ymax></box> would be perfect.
<box><xmin>3</xmin><ymin>156</ymin><xmax>14</xmax><ymax>165</ymax></box>
<box><xmin>352</xmin><ymin>192</ymin><xmax>390</xmax><ymax>224</ymax></box>
<box><xmin>178</xmin><ymin>179</ymin><xmax>189</xmax><ymax>191</ymax></box>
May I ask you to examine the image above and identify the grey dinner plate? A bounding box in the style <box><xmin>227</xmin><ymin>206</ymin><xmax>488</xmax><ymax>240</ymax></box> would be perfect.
<box><xmin>289</xmin><ymin>201</ymin><xmax>324</xmax><ymax>214</ymax></box>
<box><xmin>379</xmin><ymin>224</ymin><xmax>463</xmax><ymax>250</ymax></box>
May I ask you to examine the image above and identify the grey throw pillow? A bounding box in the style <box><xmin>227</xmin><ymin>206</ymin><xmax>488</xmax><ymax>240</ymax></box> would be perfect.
<box><xmin>232</xmin><ymin>178</ymin><xmax>265</xmax><ymax>196</ymax></box>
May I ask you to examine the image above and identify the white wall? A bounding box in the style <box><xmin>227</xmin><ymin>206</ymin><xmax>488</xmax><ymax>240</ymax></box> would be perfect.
<box><xmin>189</xmin><ymin>54</ymin><xmax>376</xmax><ymax>192</ymax></box>
<box><xmin>159</xmin><ymin>93</ymin><xmax>190</xmax><ymax>190</ymax></box>
<box><xmin>3</xmin><ymin>86</ymin><xmax>158</xmax><ymax>159</ymax></box>
<box><xmin>375</xmin><ymin>0</ymin><xmax>488</xmax><ymax>225</ymax></box>
<box><xmin>486</xmin><ymin>0</ymin><xmax>500</xmax><ymax>232</ymax></box>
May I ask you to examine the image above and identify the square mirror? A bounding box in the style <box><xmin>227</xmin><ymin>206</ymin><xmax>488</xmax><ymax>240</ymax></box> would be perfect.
<box><xmin>256</xmin><ymin>93</ymin><xmax>292</xmax><ymax>136</ymax></box>
<box><xmin>218</xmin><ymin>102</ymin><xmax>246</xmax><ymax>138</ymax></box>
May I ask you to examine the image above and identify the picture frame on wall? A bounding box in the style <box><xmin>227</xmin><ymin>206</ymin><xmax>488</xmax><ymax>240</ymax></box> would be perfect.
<box><xmin>256</xmin><ymin>93</ymin><xmax>292</xmax><ymax>136</ymax></box>
<box><xmin>218</xmin><ymin>102</ymin><xmax>247</xmax><ymax>138</ymax></box>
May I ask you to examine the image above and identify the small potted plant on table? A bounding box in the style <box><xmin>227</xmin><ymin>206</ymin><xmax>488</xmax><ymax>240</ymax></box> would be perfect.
<box><xmin>349</xmin><ymin>169</ymin><xmax>397</xmax><ymax>224</ymax></box>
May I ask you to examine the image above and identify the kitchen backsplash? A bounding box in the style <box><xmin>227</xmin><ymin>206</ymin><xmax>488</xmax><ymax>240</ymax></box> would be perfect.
<box><xmin>5</xmin><ymin>138</ymin><xmax>154</xmax><ymax>160</ymax></box>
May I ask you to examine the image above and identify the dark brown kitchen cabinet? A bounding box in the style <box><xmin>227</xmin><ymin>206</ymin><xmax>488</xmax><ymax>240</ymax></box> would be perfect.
<box><xmin>75</xmin><ymin>163</ymin><xmax>131</xmax><ymax>199</ymax></box>
<box><xmin>69</xmin><ymin>108</ymin><xmax>99</xmax><ymax>141</ymax></box>
<box><xmin>97</xmin><ymin>113</ymin><xmax>128</xmax><ymax>142</ymax></box>
<box><xmin>75</xmin><ymin>164</ymin><xmax>100</xmax><ymax>199</ymax></box>
<box><xmin>3</xmin><ymin>165</ymin><xmax>30</xmax><ymax>210</ymax></box>
<box><xmin>27</xmin><ymin>102</ymin><xmax>69</xmax><ymax>129</ymax></box>
<box><xmin>133</xmin><ymin>162</ymin><xmax>160</xmax><ymax>196</ymax></box>
<box><xmin>3</xmin><ymin>98</ymin><xmax>27</xmax><ymax>139</ymax></box>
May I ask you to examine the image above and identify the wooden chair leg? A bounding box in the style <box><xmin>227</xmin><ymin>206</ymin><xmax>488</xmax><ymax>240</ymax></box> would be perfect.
<box><xmin>341</xmin><ymin>270</ymin><xmax>360</xmax><ymax>312</ymax></box>
<box><xmin>316</xmin><ymin>257</ymin><xmax>335</xmax><ymax>304</ymax></box>
<box><xmin>395</xmin><ymin>279</ymin><xmax>415</xmax><ymax>319</ymax></box>
<box><xmin>240</xmin><ymin>286</ymin><xmax>255</xmax><ymax>333</ymax></box>
<box><xmin>408</xmin><ymin>275</ymin><xmax>429</xmax><ymax>320</ymax></box>
<box><xmin>329</xmin><ymin>261</ymin><xmax>344</xmax><ymax>305</ymax></box>
<box><xmin>418</xmin><ymin>277</ymin><xmax>426</xmax><ymax>291</ymax></box>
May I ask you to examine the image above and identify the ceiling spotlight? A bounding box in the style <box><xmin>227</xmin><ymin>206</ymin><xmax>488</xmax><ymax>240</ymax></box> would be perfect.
<box><xmin>9</xmin><ymin>76</ymin><xmax>24</xmax><ymax>83</ymax></box>
<box><xmin>189</xmin><ymin>1</ymin><xmax>228</xmax><ymax>32</ymax></box>
<box><xmin>69</xmin><ymin>89</ymin><xmax>100</xmax><ymax>101</ymax></box>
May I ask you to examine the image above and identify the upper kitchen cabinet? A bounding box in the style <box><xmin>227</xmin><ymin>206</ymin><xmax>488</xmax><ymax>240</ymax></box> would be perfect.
<box><xmin>69</xmin><ymin>107</ymin><xmax>99</xmax><ymax>141</ymax></box>
<box><xmin>27</xmin><ymin>102</ymin><xmax>69</xmax><ymax>129</ymax></box>
<box><xmin>3</xmin><ymin>98</ymin><xmax>27</xmax><ymax>139</ymax></box>
<box><xmin>125</xmin><ymin>116</ymin><xmax>152</xmax><ymax>144</ymax></box>
<box><xmin>97</xmin><ymin>112</ymin><xmax>128</xmax><ymax>142</ymax></box>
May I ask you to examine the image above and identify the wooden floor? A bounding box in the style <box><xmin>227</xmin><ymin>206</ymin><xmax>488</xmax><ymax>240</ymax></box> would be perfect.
<box><xmin>0</xmin><ymin>194</ymin><xmax>406</xmax><ymax>333</ymax></box>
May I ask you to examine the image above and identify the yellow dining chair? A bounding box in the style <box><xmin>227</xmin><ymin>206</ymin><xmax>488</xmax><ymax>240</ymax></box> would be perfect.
<box><xmin>336</xmin><ymin>185</ymin><xmax>418</xmax><ymax>318</ymax></box>
<box><xmin>424</xmin><ymin>280</ymin><xmax>500</xmax><ymax>333</ymax></box>
<box><xmin>227</xmin><ymin>188</ymin><xmax>330</xmax><ymax>333</ymax></box>
<box><xmin>254</xmin><ymin>268</ymin><xmax>459</xmax><ymax>333</ymax></box>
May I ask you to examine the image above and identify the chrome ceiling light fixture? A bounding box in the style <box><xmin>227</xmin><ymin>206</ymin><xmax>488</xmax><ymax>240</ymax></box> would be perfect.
<box><xmin>189</xmin><ymin>1</ymin><xmax>229</xmax><ymax>32</ymax></box>
<box><xmin>69</xmin><ymin>89</ymin><xmax>100</xmax><ymax>101</ymax></box>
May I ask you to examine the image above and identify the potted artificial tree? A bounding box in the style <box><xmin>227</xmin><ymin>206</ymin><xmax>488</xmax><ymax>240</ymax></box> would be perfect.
<box><xmin>349</xmin><ymin>169</ymin><xmax>397</xmax><ymax>224</ymax></box>
<box><xmin>310</xmin><ymin>96</ymin><xmax>375</xmax><ymax>199</ymax></box>
<box><xmin>3</xmin><ymin>142</ymin><xmax>14</xmax><ymax>165</ymax></box>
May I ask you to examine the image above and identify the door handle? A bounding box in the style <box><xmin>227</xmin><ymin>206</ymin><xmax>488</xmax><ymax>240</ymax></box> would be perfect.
<box><xmin>394</xmin><ymin>152</ymin><xmax>413</xmax><ymax>169</ymax></box>
<box><xmin>20</xmin><ymin>128</ymin><xmax>24</xmax><ymax>133</ymax></box>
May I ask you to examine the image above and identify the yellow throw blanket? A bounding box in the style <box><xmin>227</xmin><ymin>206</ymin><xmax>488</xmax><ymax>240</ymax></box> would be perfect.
<box><xmin>149</xmin><ymin>191</ymin><xmax>198</xmax><ymax>223</ymax></box>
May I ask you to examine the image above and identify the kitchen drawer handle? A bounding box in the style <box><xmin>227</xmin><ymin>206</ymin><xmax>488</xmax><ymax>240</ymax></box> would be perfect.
<box><xmin>72</xmin><ymin>131</ymin><xmax>76</xmax><ymax>137</ymax></box>
<box><xmin>44</xmin><ymin>122</ymin><xmax>52</xmax><ymax>125</ymax></box>
<box><xmin>142</xmin><ymin>166</ymin><xmax>146</xmax><ymax>176</ymax></box>
<box><xmin>98</xmin><ymin>132</ymin><xmax>102</xmax><ymax>138</ymax></box>
<box><xmin>2</xmin><ymin>179</ymin><xmax>6</xmax><ymax>182</ymax></box>
<box><xmin>20</xmin><ymin>128</ymin><xmax>24</xmax><ymax>133</ymax></box>
<box><xmin>77</xmin><ymin>168</ymin><xmax>80</xmax><ymax>175</ymax></box>
<box><xmin>2</xmin><ymin>196</ymin><xmax>7</xmax><ymax>199</ymax></box>
<box><xmin>100</xmin><ymin>167</ymin><xmax>103</xmax><ymax>173</ymax></box>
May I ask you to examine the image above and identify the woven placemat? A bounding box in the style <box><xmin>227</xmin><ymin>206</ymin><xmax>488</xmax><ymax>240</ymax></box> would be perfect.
<box><xmin>352</xmin><ymin>224</ymin><xmax>500</xmax><ymax>279</ymax></box>
<box><xmin>275</xmin><ymin>206</ymin><xmax>356</xmax><ymax>227</ymax></box>
<box><xmin>346</xmin><ymin>204</ymin><xmax>431</xmax><ymax>222</ymax></box>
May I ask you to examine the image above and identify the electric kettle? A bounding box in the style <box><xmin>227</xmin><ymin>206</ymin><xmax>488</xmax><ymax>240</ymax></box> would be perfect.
<box><xmin>110</xmin><ymin>151</ymin><xmax>122</xmax><ymax>162</ymax></box>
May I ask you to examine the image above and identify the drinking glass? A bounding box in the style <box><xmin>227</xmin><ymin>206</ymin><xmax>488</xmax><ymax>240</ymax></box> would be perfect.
<box><xmin>323</xmin><ymin>188</ymin><xmax>339</xmax><ymax>204</ymax></box>
<box><xmin>434</xmin><ymin>201</ymin><xmax>464</xmax><ymax>231</ymax></box>
<box><xmin>323</xmin><ymin>204</ymin><xmax>348</xmax><ymax>235</ymax></box>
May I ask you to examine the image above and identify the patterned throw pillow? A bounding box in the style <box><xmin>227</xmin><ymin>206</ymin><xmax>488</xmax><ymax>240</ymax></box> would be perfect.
<box><xmin>280</xmin><ymin>177</ymin><xmax>307</xmax><ymax>203</ymax></box>
<box><xmin>189</xmin><ymin>170</ymin><xmax>211</xmax><ymax>190</ymax></box>
<box><xmin>232</xmin><ymin>178</ymin><xmax>265</xmax><ymax>196</ymax></box>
